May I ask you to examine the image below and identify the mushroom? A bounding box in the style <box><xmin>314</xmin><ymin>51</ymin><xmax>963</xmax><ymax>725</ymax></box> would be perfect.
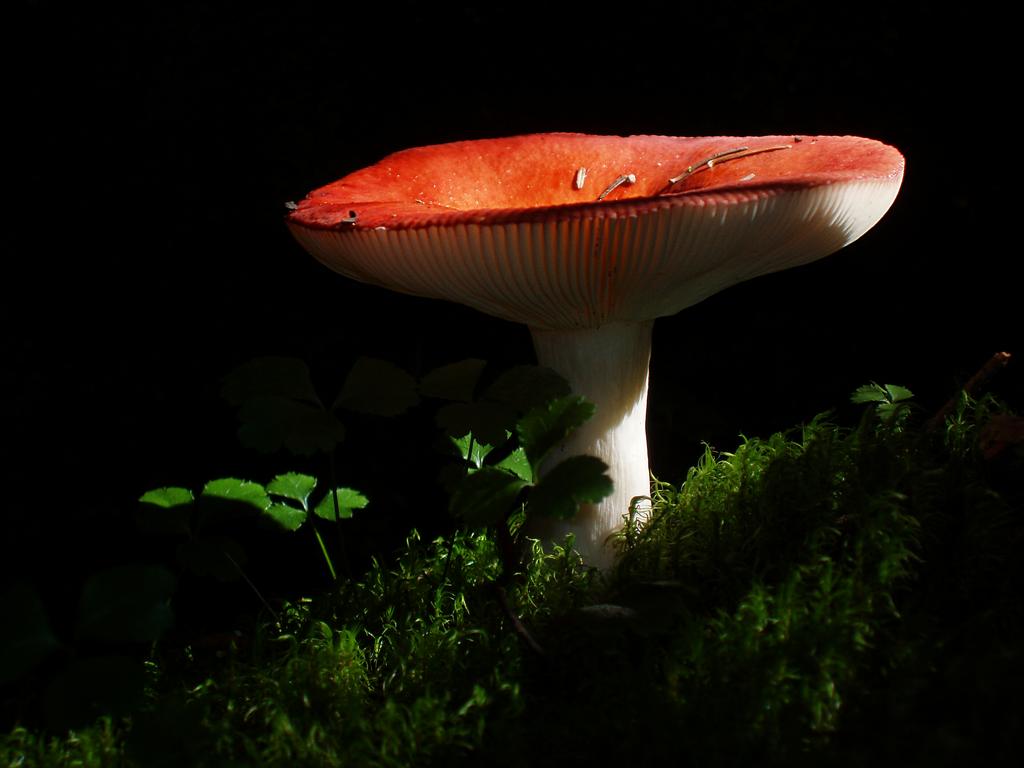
<box><xmin>286</xmin><ymin>133</ymin><xmax>904</xmax><ymax>568</ymax></box>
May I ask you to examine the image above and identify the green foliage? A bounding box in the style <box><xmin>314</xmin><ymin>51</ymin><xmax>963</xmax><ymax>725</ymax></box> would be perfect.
<box><xmin>222</xmin><ymin>355</ymin><xmax>610</xmax><ymax>541</ymax></box>
<box><xmin>418</xmin><ymin>357</ymin><xmax>487</xmax><ymax>402</ymax></box>
<box><xmin>449</xmin><ymin>468</ymin><xmax>528</xmax><ymax>527</ymax></box>
<box><xmin>516</xmin><ymin>395</ymin><xmax>595</xmax><ymax>472</ymax></box>
<box><xmin>222</xmin><ymin>356</ymin><xmax>346</xmax><ymax>456</ymax></box>
<box><xmin>237</xmin><ymin>395</ymin><xmax>347</xmax><ymax>455</ymax></box>
<box><xmin>218</xmin><ymin>356</ymin><xmax>608</xmax><ymax>542</ymax></box>
<box><xmin>312</xmin><ymin>487</ymin><xmax>369</xmax><ymax>521</ymax></box>
<box><xmin>138</xmin><ymin>486</ymin><xmax>194</xmax><ymax>510</ymax></box>
<box><xmin>83</xmin><ymin>532</ymin><xmax>591</xmax><ymax>768</ymax></box>
<box><xmin>137</xmin><ymin>487</ymin><xmax>193</xmax><ymax>536</ymax></box>
<box><xmin>265</xmin><ymin>472</ymin><xmax>317</xmax><ymax>507</ymax></box>
<box><xmin>138</xmin><ymin>474</ymin><xmax>369</xmax><ymax>583</ymax></box>
<box><xmin>433</xmin><ymin>363</ymin><xmax>570</xmax><ymax>447</ymax></box>
<box><xmin>200</xmin><ymin>478</ymin><xmax>271</xmax><ymax>518</ymax></box>
<box><xmin>850</xmin><ymin>381</ymin><xmax>913</xmax><ymax>404</ymax></box>
<box><xmin>263</xmin><ymin>502</ymin><xmax>307</xmax><ymax>532</ymax></box>
<box><xmin>437</xmin><ymin>364</ymin><xmax>612</xmax><ymax>533</ymax></box>
<box><xmin>450</xmin><ymin>433</ymin><xmax>531</xmax><ymax>480</ymax></box>
<box><xmin>3</xmin><ymin>719</ymin><xmax>123</xmax><ymax>767</ymax></box>
<box><xmin>222</xmin><ymin>355</ymin><xmax>419</xmax><ymax>457</ymax></box>
<box><xmin>528</xmin><ymin>455</ymin><xmax>613</xmax><ymax>520</ymax></box>
<box><xmin>851</xmin><ymin>381</ymin><xmax>916</xmax><ymax>427</ymax></box>
<box><xmin>333</xmin><ymin>357</ymin><xmax>419</xmax><ymax>416</ymax></box>
<box><xmin>7</xmin><ymin>383</ymin><xmax>1020</xmax><ymax>767</ymax></box>
<box><xmin>483</xmin><ymin>365</ymin><xmax>572</xmax><ymax>411</ymax></box>
<box><xmin>1</xmin><ymin>567</ymin><xmax>176</xmax><ymax>734</ymax></box>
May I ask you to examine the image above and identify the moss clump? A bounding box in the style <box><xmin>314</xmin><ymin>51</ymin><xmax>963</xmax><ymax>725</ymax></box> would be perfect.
<box><xmin>4</xmin><ymin>390</ymin><xmax>1021</xmax><ymax>767</ymax></box>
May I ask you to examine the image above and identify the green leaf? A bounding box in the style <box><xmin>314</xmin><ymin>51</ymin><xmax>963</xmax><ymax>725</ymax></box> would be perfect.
<box><xmin>0</xmin><ymin>584</ymin><xmax>60</xmax><ymax>685</ymax></box>
<box><xmin>451</xmin><ymin>433</ymin><xmax>494</xmax><ymax>469</ymax></box>
<box><xmin>264</xmin><ymin>502</ymin><xmax>308</xmax><ymax>532</ymax></box>
<box><xmin>436</xmin><ymin>401</ymin><xmax>516</xmax><ymax>445</ymax></box>
<box><xmin>221</xmin><ymin>357</ymin><xmax>321</xmax><ymax>407</ymax></box>
<box><xmin>517</xmin><ymin>395</ymin><xmax>596</xmax><ymax>470</ymax></box>
<box><xmin>483</xmin><ymin>365</ymin><xmax>571</xmax><ymax>411</ymax></box>
<box><xmin>852</xmin><ymin>382</ymin><xmax>915</xmax><ymax>406</ymax></box>
<box><xmin>266</xmin><ymin>473</ymin><xmax>317</xmax><ymax>509</ymax></box>
<box><xmin>334</xmin><ymin>357</ymin><xmax>419</xmax><ymax>416</ymax></box>
<box><xmin>201</xmin><ymin>478</ymin><xmax>269</xmax><ymax>505</ymax></box>
<box><xmin>495</xmin><ymin>446</ymin><xmax>533</xmax><ymax>483</ymax></box>
<box><xmin>77</xmin><ymin>565</ymin><xmax>175</xmax><ymax>643</ymax></box>
<box><xmin>850</xmin><ymin>383</ymin><xmax>888</xmax><ymax>404</ymax></box>
<box><xmin>529</xmin><ymin>455</ymin><xmax>613</xmax><ymax>520</ymax></box>
<box><xmin>137</xmin><ymin>487</ymin><xmax>194</xmax><ymax>536</ymax></box>
<box><xmin>313</xmin><ymin>487</ymin><xmax>369</xmax><ymax>521</ymax></box>
<box><xmin>884</xmin><ymin>384</ymin><xmax>914</xmax><ymax>403</ymax></box>
<box><xmin>449</xmin><ymin>467</ymin><xmax>527</xmax><ymax>527</ymax></box>
<box><xmin>200</xmin><ymin>478</ymin><xmax>271</xmax><ymax>525</ymax></box>
<box><xmin>139</xmin><ymin>487</ymin><xmax>194</xmax><ymax>509</ymax></box>
<box><xmin>238</xmin><ymin>396</ymin><xmax>346</xmax><ymax>455</ymax></box>
<box><xmin>419</xmin><ymin>358</ymin><xmax>487</xmax><ymax>401</ymax></box>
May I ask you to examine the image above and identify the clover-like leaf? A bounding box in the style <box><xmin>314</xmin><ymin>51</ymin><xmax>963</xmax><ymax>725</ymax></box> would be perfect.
<box><xmin>851</xmin><ymin>383</ymin><xmax>889</xmax><ymax>404</ymax></box>
<box><xmin>138</xmin><ymin>487</ymin><xmax>194</xmax><ymax>509</ymax></box>
<box><xmin>884</xmin><ymin>384</ymin><xmax>914</xmax><ymax>403</ymax></box>
<box><xmin>517</xmin><ymin>395</ymin><xmax>596</xmax><ymax>471</ymax></box>
<box><xmin>419</xmin><ymin>358</ymin><xmax>487</xmax><ymax>402</ymax></box>
<box><xmin>199</xmin><ymin>478</ymin><xmax>270</xmax><ymax>526</ymax></box>
<box><xmin>528</xmin><ymin>455</ymin><xmax>612</xmax><ymax>520</ymax></box>
<box><xmin>449</xmin><ymin>467</ymin><xmax>527</xmax><ymax>528</ymax></box>
<box><xmin>483</xmin><ymin>365</ymin><xmax>571</xmax><ymax>411</ymax></box>
<box><xmin>436</xmin><ymin>401</ymin><xmax>516</xmax><ymax>445</ymax></box>
<box><xmin>201</xmin><ymin>478</ymin><xmax>269</xmax><ymax>506</ymax></box>
<box><xmin>266</xmin><ymin>473</ymin><xmax>317</xmax><ymax>509</ymax></box>
<box><xmin>264</xmin><ymin>503</ymin><xmax>308</xmax><ymax>532</ymax></box>
<box><xmin>238</xmin><ymin>396</ymin><xmax>346</xmax><ymax>455</ymax></box>
<box><xmin>221</xmin><ymin>357</ymin><xmax>321</xmax><ymax>407</ymax></box>
<box><xmin>137</xmin><ymin>487</ymin><xmax>194</xmax><ymax>536</ymax></box>
<box><xmin>451</xmin><ymin>433</ymin><xmax>495</xmax><ymax>469</ymax></box>
<box><xmin>334</xmin><ymin>357</ymin><xmax>419</xmax><ymax>416</ymax></box>
<box><xmin>313</xmin><ymin>487</ymin><xmax>369</xmax><ymax>521</ymax></box>
<box><xmin>494</xmin><ymin>445</ymin><xmax>533</xmax><ymax>483</ymax></box>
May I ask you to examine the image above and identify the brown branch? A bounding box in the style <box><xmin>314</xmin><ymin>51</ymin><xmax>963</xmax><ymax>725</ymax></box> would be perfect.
<box><xmin>927</xmin><ymin>351</ymin><xmax>1012</xmax><ymax>431</ymax></box>
<box><xmin>494</xmin><ymin>584</ymin><xmax>545</xmax><ymax>657</ymax></box>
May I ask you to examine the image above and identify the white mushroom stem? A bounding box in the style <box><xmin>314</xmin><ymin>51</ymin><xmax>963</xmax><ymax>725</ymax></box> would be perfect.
<box><xmin>527</xmin><ymin>319</ymin><xmax>654</xmax><ymax>569</ymax></box>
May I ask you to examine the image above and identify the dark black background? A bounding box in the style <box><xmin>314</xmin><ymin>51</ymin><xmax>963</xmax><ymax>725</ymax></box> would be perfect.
<box><xmin>7</xmin><ymin>2</ymin><xmax>1018</xmax><ymax>588</ymax></box>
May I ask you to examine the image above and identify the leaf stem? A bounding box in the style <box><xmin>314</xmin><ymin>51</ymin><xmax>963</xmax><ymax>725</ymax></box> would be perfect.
<box><xmin>223</xmin><ymin>551</ymin><xmax>279</xmax><ymax>623</ymax></box>
<box><xmin>328</xmin><ymin>451</ymin><xmax>352</xmax><ymax>578</ymax></box>
<box><xmin>312</xmin><ymin>524</ymin><xmax>338</xmax><ymax>582</ymax></box>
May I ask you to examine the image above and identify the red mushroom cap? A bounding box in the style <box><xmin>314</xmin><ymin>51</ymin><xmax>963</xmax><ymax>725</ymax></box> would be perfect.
<box><xmin>287</xmin><ymin>133</ymin><xmax>904</xmax><ymax>329</ymax></box>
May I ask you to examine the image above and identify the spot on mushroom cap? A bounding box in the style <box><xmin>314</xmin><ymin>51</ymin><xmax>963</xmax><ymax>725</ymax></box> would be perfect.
<box><xmin>287</xmin><ymin>133</ymin><xmax>904</xmax><ymax>329</ymax></box>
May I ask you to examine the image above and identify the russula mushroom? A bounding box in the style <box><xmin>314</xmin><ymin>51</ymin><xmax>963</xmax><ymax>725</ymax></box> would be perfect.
<box><xmin>287</xmin><ymin>133</ymin><xmax>904</xmax><ymax>568</ymax></box>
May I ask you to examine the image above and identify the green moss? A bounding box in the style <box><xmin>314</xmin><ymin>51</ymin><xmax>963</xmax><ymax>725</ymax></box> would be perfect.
<box><xmin>5</xmin><ymin>390</ymin><xmax>1021</xmax><ymax>767</ymax></box>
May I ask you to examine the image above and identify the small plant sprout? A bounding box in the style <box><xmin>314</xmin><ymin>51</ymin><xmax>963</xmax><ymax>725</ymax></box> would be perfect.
<box><xmin>138</xmin><ymin>474</ymin><xmax>369</xmax><ymax>585</ymax></box>
<box><xmin>287</xmin><ymin>133</ymin><xmax>904</xmax><ymax>567</ymax></box>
